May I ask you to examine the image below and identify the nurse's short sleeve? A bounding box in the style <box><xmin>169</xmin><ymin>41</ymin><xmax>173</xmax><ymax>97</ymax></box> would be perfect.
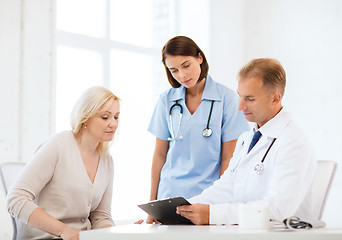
<box><xmin>148</xmin><ymin>92</ymin><xmax>170</xmax><ymax>141</ymax></box>
<box><xmin>221</xmin><ymin>91</ymin><xmax>249</xmax><ymax>142</ymax></box>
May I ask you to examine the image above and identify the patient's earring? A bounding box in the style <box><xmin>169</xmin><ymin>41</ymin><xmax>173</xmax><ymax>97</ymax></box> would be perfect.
<box><xmin>84</xmin><ymin>124</ymin><xmax>87</xmax><ymax>129</ymax></box>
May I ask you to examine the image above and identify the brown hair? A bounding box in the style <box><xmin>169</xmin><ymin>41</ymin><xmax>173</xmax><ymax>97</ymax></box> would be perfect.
<box><xmin>238</xmin><ymin>58</ymin><xmax>286</xmax><ymax>96</ymax></box>
<box><xmin>162</xmin><ymin>36</ymin><xmax>209</xmax><ymax>88</ymax></box>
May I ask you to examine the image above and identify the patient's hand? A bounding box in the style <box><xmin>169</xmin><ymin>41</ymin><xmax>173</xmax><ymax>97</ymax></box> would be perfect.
<box><xmin>146</xmin><ymin>215</ymin><xmax>160</xmax><ymax>224</ymax></box>
<box><xmin>176</xmin><ymin>203</ymin><xmax>209</xmax><ymax>225</ymax></box>
<box><xmin>60</xmin><ymin>226</ymin><xmax>80</xmax><ymax>240</ymax></box>
<box><xmin>134</xmin><ymin>219</ymin><xmax>144</xmax><ymax>224</ymax></box>
<box><xmin>100</xmin><ymin>224</ymin><xmax>114</xmax><ymax>228</ymax></box>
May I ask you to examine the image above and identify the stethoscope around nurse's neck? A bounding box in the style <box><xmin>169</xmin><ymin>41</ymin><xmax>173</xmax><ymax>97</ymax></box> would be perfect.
<box><xmin>167</xmin><ymin>100</ymin><xmax>215</xmax><ymax>141</ymax></box>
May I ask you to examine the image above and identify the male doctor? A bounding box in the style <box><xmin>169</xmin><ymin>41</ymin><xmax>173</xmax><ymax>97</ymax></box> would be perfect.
<box><xmin>177</xmin><ymin>58</ymin><xmax>316</xmax><ymax>225</ymax></box>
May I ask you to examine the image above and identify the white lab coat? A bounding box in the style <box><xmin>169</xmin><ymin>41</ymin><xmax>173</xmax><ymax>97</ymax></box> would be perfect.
<box><xmin>189</xmin><ymin>109</ymin><xmax>316</xmax><ymax>225</ymax></box>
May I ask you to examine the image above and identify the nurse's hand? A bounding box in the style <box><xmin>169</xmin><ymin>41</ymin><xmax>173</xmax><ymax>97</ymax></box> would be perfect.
<box><xmin>146</xmin><ymin>215</ymin><xmax>160</xmax><ymax>224</ymax></box>
<box><xmin>176</xmin><ymin>204</ymin><xmax>209</xmax><ymax>225</ymax></box>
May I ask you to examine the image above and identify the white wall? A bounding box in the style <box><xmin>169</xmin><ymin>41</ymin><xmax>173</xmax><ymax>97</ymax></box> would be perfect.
<box><xmin>210</xmin><ymin>0</ymin><xmax>342</xmax><ymax>226</ymax></box>
<box><xmin>209</xmin><ymin>0</ymin><xmax>245</xmax><ymax>90</ymax></box>
<box><xmin>173</xmin><ymin>0</ymin><xmax>210</xmax><ymax>57</ymax></box>
<box><xmin>0</xmin><ymin>0</ymin><xmax>53</xmax><ymax>238</ymax></box>
<box><xmin>0</xmin><ymin>0</ymin><xmax>53</xmax><ymax>164</ymax></box>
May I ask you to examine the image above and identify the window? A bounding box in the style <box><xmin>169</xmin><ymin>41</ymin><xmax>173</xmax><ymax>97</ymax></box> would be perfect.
<box><xmin>56</xmin><ymin>0</ymin><xmax>172</xmax><ymax>220</ymax></box>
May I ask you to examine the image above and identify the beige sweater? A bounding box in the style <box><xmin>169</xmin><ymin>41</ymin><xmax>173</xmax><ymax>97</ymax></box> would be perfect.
<box><xmin>7</xmin><ymin>131</ymin><xmax>114</xmax><ymax>239</ymax></box>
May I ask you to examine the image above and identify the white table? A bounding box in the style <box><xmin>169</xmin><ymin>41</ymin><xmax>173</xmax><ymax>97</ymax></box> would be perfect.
<box><xmin>80</xmin><ymin>224</ymin><xmax>342</xmax><ymax>240</ymax></box>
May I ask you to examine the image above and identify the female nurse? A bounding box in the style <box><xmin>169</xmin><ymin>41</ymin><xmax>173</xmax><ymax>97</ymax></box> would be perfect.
<box><xmin>147</xmin><ymin>36</ymin><xmax>249</xmax><ymax>223</ymax></box>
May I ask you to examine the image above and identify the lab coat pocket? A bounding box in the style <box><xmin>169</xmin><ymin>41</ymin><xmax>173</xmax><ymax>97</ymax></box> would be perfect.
<box><xmin>246</xmin><ymin>162</ymin><xmax>273</xmax><ymax>200</ymax></box>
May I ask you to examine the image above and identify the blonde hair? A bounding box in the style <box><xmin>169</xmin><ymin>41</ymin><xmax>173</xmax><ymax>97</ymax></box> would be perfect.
<box><xmin>238</xmin><ymin>58</ymin><xmax>286</xmax><ymax>96</ymax></box>
<box><xmin>70</xmin><ymin>86</ymin><xmax>120</xmax><ymax>156</ymax></box>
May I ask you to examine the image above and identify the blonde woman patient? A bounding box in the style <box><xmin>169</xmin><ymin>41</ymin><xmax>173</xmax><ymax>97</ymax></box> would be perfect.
<box><xmin>7</xmin><ymin>86</ymin><xmax>119</xmax><ymax>240</ymax></box>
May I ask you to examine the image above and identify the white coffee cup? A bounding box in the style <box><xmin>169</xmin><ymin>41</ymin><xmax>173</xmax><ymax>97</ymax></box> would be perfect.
<box><xmin>238</xmin><ymin>203</ymin><xmax>272</xmax><ymax>229</ymax></box>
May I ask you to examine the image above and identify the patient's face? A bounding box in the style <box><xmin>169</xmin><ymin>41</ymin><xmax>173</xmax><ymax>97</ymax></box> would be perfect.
<box><xmin>86</xmin><ymin>100</ymin><xmax>120</xmax><ymax>142</ymax></box>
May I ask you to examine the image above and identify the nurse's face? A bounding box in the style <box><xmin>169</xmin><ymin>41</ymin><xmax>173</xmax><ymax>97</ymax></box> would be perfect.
<box><xmin>237</xmin><ymin>76</ymin><xmax>280</xmax><ymax>128</ymax></box>
<box><xmin>85</xmin><ymin>100</ymin><xmax>120</xmax><ymax>142</ymax></box>
<box><xmin>165</xmin><ymin>54</ymin><xmax>203</xmax><ymax>88</ymax></box>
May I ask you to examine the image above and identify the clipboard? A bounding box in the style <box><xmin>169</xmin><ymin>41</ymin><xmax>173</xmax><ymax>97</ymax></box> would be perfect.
<box><xmin>138</xmin><ymin>197</ymin><xmax>194</xmax><ymax>225</ymax></box>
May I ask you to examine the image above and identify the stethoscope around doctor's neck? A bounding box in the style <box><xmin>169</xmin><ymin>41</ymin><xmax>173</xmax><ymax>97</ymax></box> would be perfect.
<box><xmin>168</xmin><ymin>100</ymin><xmax>214</xmax><ymax>141</ymax></box>
<box><xmin>232</xmin><ymin>137</ymin><xmax>277</xmax><ymax>174</ymax></box>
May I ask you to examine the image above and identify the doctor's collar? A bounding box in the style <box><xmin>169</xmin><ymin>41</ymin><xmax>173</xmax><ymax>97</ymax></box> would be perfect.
<box><xmin>253</xmin><ymin>126</ymin><xmax>262</xmax><ymax>136</ymax></box>
<box><xmin>254</xmin><ymin>108</ymin><xmax>290</xmax><ymax>139</ymax></box>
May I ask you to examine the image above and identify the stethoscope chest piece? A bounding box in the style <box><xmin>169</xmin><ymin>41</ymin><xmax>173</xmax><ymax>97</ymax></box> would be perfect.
<box><xmin>254</xmin><ymin>162</ymin><xmax>264</xmax><ymax>174</ymax></box>
<box><xmin>253</xmin><ymin>138</ymin><xmax>277</xmax><ymax>174</ymax></box>
<box><xmin>202</xmin><ymin>128</ymin><xmax>213</xmax><ymax>137</ymax></box>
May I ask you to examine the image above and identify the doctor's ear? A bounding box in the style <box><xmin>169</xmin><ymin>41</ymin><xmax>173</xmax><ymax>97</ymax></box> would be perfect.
<box><xmin>272</xmin><ymin>92</ymin><xmax>282</xmax><ymax>104</ymax></box>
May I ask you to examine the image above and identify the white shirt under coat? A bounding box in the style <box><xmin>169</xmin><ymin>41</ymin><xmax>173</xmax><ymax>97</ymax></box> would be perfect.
<box><xmin>189</xmin><ymin>109</ymin><xmax>317</xmax><ymax>225</ymax></box>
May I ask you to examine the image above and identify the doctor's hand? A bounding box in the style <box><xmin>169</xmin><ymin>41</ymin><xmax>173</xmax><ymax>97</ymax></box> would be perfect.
<box><xmin>176</xmin><ymin>203</ymin><xmax>209</xmax><ymax>225</ymax></box>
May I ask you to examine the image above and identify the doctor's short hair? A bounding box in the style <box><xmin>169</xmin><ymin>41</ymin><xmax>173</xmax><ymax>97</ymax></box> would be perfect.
<box><xmin>70</xmin><ymin>86</ymin><xmax>120</xmax><ymax>156</ymax></box>
<box><xmin>238</xmin><ymin>58</ymin><xmax>286</xmax><ymax>96</ymax></box>
<box><xmin>162</xmin><ymin>36</ymin><xmax>209</xmax><ymax>88</ymax></box>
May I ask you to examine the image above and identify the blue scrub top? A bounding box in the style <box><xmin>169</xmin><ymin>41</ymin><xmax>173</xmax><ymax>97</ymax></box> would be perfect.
<box><xmin>148</xmin><ymin>75</ymin><xmax>249</xmax><ymax>199</ymax></box>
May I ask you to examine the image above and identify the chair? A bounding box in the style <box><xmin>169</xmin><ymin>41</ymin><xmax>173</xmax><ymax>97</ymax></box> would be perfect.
<box><xmin>311</xmin><ymin>160</ymin><xmax>337</xmax><ymax>220</ymax></box>
<box><xmin>0</xmin><ymin>162</ymin><xmax>26</xmax><ymax>240</ymax></box>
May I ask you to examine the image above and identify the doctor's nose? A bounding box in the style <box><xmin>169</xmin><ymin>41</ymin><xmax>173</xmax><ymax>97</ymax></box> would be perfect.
<box><xmin>238</xmin><ymin>100</ymin><xmax>245</xmax><ymax>111</ymax></box>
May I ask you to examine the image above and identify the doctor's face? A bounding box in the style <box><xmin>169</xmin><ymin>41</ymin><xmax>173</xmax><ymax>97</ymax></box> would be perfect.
<box><xmin>165</xmin><ymin>55</ymin><xmax>203</xmax><ymax>89</ymax></box>
<box><xmin>237</xmin><ymin>76</ymin><xmax>278</xmax><ymax>128</ymax></box>
<box><xmin>85</xmin><ymin>100</ymin><xmax>120</xmax><ymax>142</ymax></box>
